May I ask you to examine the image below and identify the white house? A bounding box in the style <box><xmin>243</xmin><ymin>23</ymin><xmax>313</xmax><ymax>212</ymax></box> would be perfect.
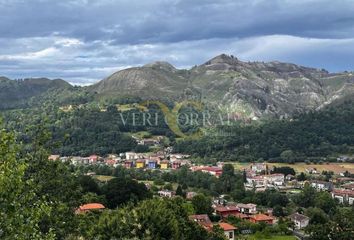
<box><xmin>251</xmin><ymin>163</ymin><xmax>267</xmax><ymax>173</ymax></box>
<box><xmin>311</xmin><ymin>180</ymin><xmax>333</xmax><ymax>191</ymax></box>
<box><xmin>236</xmin><ymin>203</ymin><xmax>257</xmax><ymax>215</ymax></box>
<box><xmin>158</xmin><ymin>190</ymin><xmax>175</xmax><ymax>198</ymax></box>
<box><xmin>289</xmin><ymin>213</ymin><xmax>309</xmax><ymax>229</ymax></box>
<box><xmin>331</xmin><ymin>188</ymin><xmax>354</xmax><ymax>205</ymax></box>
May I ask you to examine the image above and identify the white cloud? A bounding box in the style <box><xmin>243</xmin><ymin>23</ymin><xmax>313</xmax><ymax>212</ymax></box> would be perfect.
<box><xmin>1</xmin><ymin>34</ymin><xmax>354</xmax><ymax>85</ymax></box>
<box><xmin>0</xmin><ymin>47</ymin><xmax>58</xmax><ymax>60</ymax></box>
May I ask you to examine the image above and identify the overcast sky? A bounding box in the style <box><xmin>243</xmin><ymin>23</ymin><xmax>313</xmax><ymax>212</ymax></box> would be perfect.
<box><xmin>1</xmin><ymin>0</ymin><xmax>354</xmax><ymax>85</ymax></box>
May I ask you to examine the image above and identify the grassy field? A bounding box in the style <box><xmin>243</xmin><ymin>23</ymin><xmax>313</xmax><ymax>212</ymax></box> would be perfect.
<box><xmin>93</xmin><ymin>175</ymin><xmax>115</xmax><ymax>182</ymax></box>
<box><xmin>229</xmin><ymin>162</ymin><xmax>354</xmax><ymax>174</ymax></box>
<box><xmin>116</xmin><ymin>103</ymin><xmax>148</xmax><ymax>112</ymax></box>
<box><xmin>131</xmin><ymin>131</ymin><xmax>152</xmax><ymax>139</ymax></box>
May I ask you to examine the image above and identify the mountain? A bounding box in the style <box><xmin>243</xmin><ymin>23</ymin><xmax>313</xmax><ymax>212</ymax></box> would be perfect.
<box><xmin>89</xmin><ymin>61</ymin><xmax>195</xmax><ymax>100</ymax></box>
<box><xmin>0</xmin><ymin>77</ymin><xmax>72</xmax><ymax>109</ymax></box>
<box><xmin>90</xmin><ymin>54</ymin><xmax>354</xmax><ymax>118</ymax></box>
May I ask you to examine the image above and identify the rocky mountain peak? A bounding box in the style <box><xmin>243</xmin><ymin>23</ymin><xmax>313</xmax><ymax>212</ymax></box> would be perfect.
<box><xmin>205</xmin><ymin>54</ymin><xmax>239</xmax><ymax>65</ymax></box>
<box><xmin>89</xmin><ymin>54</ymin><xmax>354</xmax><ymax>118</ymax></box>
<box><xmin>143</xmin><ymin>61</ymin><xmax>176</xmax><ymax>71</ymax></box>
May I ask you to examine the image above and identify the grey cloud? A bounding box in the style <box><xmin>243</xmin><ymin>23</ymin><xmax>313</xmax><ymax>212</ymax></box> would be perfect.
<box><xmin>1</xmin><ymin>35</ymin><xmax>354</xmax><ymax>85</ymax></box>
<box><xmin>1</xmin><ymin>0</ymin><xmax>354</xmax><ymax>43</ymax></box>
<box><xmin>0</xmin><ymin>0</ymin><xmax>354</xmax><ymax>84</ymax></box>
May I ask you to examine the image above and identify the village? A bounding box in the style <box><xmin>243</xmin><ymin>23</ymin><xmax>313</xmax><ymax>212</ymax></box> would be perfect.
<box><xmin>49</xmin><ymin>148</ymin><xmax>354</xmax><ymax>240</ymax></box>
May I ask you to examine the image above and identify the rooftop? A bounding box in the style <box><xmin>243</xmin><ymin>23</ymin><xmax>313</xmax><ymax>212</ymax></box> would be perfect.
<box><xmin>290</xmin><ymin>213</ymin><xmax>309</xmax><ymax>222</ymax></box>
<box><xmin>218</xmin><ymin>222</ymin><xmax>237</xmax><ymax>231</ymax></box>
<box><xmin>79</xmin><ymin>203</ymin><xmax>105</xmax><ymax>211</ymax></box>
<box><xmin>250</xmin><ymin>214</ymin><xmax>274</xmax><ymax>221</ymax></box>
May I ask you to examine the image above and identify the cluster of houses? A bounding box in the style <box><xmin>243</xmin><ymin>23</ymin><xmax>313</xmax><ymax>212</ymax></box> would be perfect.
<box><xmin>244</xmin><ymin>163</ymin><xmax>354</xmax><ymax>205</ymax></box>
<box><xmin>244</xmin><ymin>163</ymin><xmax>287</xmax><ymax>191</ymax></box>
<box><xmin>190</xmin><ymin>201</ymin><xmax>311</xmax><ymax>239</ymax></box>
<box><xmin>243</xmin><ymin>163</ymin><xmax>354</xmax><ymax>208</ymax></box>
<box><xmin>311</xmin><ymin>179</ymin><xmax>354</xmax><ymax>205</ymax></box>
<box><xmin>189</xmin><ymin>214</ymin><xmax>237</xmax><ymax>240</ymax></box>
<box><xmin>212</xmin><ymin>202</ymin><xmax>275</xmax><ymax>225</ymax></box>
<box><xmin>48</xmin><ymin>152</ymin><xmax>192</xmax><ymax>170</ymax></box>
<box><xmin>49</xmin><ymin>151</ymin><xmax>231</xmax><ymax>179</ymax></box>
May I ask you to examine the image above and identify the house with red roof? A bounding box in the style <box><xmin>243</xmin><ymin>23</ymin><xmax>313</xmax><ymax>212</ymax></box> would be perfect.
<box><xmin>331</xmin><ymin>188</ymin><xmax>354</xmax><ymax>205</ymax></box>
<box><xmin>124</xmin><ymin>160</ymin><xmax>134</xmax><ymax>168</ymax></box>
<box><xmin>171</xmin><ymin>160</ymin><xmax>182</xmax><ymax>169</ymax></box>
<box><xmin>214</xmin><ymin>205</ymin><xmax>239</xmax><ymax>218</ymax></box>
<box><xmin>189</xmin><ymin>215</ymin><xmax>237</xmax><ymax>240</ymax></box>
<box><xmin>233</xmin><ymin>212</ymin><xmax>250</xmax><ymax>220</ymax></box>
<box><xmin>75</xmin><ymin>203</ymin><xmax>105</xmax><ymax>214</ymax></box>
<box><xmin>249</xmin><ymin>213</ymin><xmax>275</xmax><ymax>224</ymax></box>
<box><xmin>191</xmin><ymin>166</ymin><xmax>223</xmax><ymax>177</ymax></box>
<box><xmin>105</xmin><ymin>159</ymin><xmax>117</xmax><ymax>166</ymax></box>
<box><xmin>89</xmin><ymin>155</ymin><xmax>99</xmax><ymax>164</ymax></box>
<box><xmin>218</xmin><ymin>222</ymin><xmax>237</xmax><ymax>240</ymax></box>
<box><xmin>189</xmin><ymin>214</ymin><xmax>213</xmax><ymax>230</ymax></box>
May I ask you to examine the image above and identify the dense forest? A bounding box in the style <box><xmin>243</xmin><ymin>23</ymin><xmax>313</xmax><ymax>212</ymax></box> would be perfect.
<box><xmin>174</xmin><ymin>99</ymin><xmax>354</xmax><ymax>162</ymax></box>
<box><xmin>1</xmin><ymin>86</ymin><xmax>354</xmax><ymax>161</ymax></box>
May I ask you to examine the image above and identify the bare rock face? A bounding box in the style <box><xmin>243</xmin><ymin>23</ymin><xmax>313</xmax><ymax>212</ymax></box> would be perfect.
<box><xmin>90</xmin><ymin>54</ymin><xmax>354</xmax><ymax>118</ymax></box>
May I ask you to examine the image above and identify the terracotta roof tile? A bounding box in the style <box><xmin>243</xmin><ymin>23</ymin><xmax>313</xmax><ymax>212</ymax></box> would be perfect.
<box><xmin>218</xmin><ymin>222</ymin><xmax>237</xmax><ymax>231</ymax></box>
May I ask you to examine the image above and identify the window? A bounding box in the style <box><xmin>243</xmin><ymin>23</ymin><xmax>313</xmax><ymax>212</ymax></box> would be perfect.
<box><xmin>228</xmin><ymin>231</ymin><xmax>233</xmax><ymax>239</ymax></box>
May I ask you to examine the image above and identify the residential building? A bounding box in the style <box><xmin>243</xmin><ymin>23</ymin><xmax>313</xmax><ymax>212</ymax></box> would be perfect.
<box><xmin>125</xmin><ymin>152</ymin><xmax>139</xmax><ymax>160</ymax></box>
<box><xmin>136</xmin><ymin>159</ymin><xmax>145</xmax><ymax>169</ymax></box>
<box><xmin>138</xmin><ymin>138</ymin><xmax>159</xmax><ymax>146</ymax></box>
<box><xmin>171</xmin><ymin>160</ymin><xmax>181</xmax><ymax>169</ymax></box>
<box><xmin>218</xmin><ymin>222</ymin><xmax>237</xmax><ymax>240</ymax></box>
<box><xmin>249</xmin><ymin>214</ymin><xmax>275</xmax><ymax>224</ymax></box>
<box><xmin>48</xmin><ymin>155</ymin><xmax>60</xmax><ymax>161</ymax></box>
<box><xmin>236</xmin><ymin>203</ymin><xmax>257</xmax><ymax>215</ymax></box>
<box><xmin>71</xmin><ymin>156</ymin><xmax>86</xmax><ymax>165</ymax></box>
<box><xmin>342</xmin><ymin>182</ymin><xmax>354</xmax><ymax>191</ymax></box>
<box><xmin>158</xmin><ymin>190</ymin><xmax>175</xmax><ymax>198</ymax></box>
<box><xmin>306</xmin><ymin>168</ymin><xmax>318</xmax><ymax>174</ymax></box>
<box><xmin>148</xmin><ymin>160</ymin><xmax>157</xmax><ymax>169</ymax></box>
<box><xmin>331</xmin><ymin>188</ymin><xmax>354</xmax><ymax>205</ymax></box>
<box><xmin>246</xmin><ymin>176</ymin><xmax>266</xmax><ymax>188</ymax></box>
<box><xmin>214</xmin><ymin>205</ymin><xmax>239</xmax><ymax>218</ymax></box>
<box><xmin>105</xmin><ymin>159</ymin><xmax>117</xmax><ymax>166</ymax></box>
<box><xmin>75</xmin><ymin>203</ymin><xmax>105</xmax><ymax>214</ymax></box>
<box><xmin>251</xmin><ymin>163</ymin><xmax>267</xmax><ymax>173</ymax></box>
<box><xmin>191</xmin><ymin>166</ymin><xmax>223</xmax><ymax>177</ymax></box>
<box><xmin>189</xmin><ymin>214</ymin><xmax>212</xmax><ymax>230</ymax></box>
<box><xmin>124</xmin><ymin>160</ymin><xmax>133</xmax><ymax>169</ymax></box>
<box><xmin>160</xmin><ymin>160</ymin><xmax>169</xmax><ymax>169</ymax></box>
<box><xmin>233</xmin><ymin>212</ymin><xmax>250</xmax><ymax>220</ymax></box>
<box><xmin>88</xmin><ymin>154</ymin><xmax>99</xmax><ymax>164</ymax></box>
<box><xmin>311</xmin><ymin>180</ymin><xmax>333</xmax><ymax>191</ymax></box>
<box><xmin>246</xmin><ymin>174</ymin><xmax>285</xmax><ymax>188</ymax></box>
<box><xmin>289</xmin><ymin>213</ymin><xmax>310</xmax><ymax>229</ymax></box>
<box><xmin>264</xmin><ymin>174</ymin><xmax>285</xmax><ymax>186</ymax></box>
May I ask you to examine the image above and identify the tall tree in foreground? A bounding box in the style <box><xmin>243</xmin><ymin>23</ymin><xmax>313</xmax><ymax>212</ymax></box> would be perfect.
<box><xmin>0</xmin><ymin>127</ymin><xmax>54</xmax><ymax>239</ymax></box>
<box><xmin>91</xmin><ymin>197</ymin><xmax>224</xmax><ymax>240</ymax></box>
<box><xmin>24</xmin><ymin>121</ymin><xmax>83</xmax><ymax>238</ymax></box>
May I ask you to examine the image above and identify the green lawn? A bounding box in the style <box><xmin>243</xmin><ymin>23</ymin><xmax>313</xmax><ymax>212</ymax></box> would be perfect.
<box><xmin>93</xmin><ymin>175</ymin><xmax>115</xmax><ymax>182</ymax></box>
<box><xmin>131</xmin><ymin>131</ymin><xmax>152</xmax><ymax>139</ymax></box>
